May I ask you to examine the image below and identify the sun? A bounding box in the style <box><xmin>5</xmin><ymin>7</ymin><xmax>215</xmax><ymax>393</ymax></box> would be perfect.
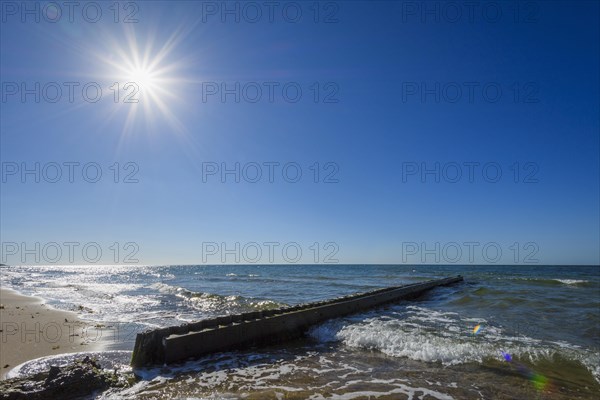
<box><xmin>117</xmin><ymin>58</ymin><xmax>166</xmax><ymax>102</ymax></box>
<box><xmin>92</xmin><ymin>26</ymin><xmax>190</xmax><ymax>135</ymax></box>
<box><xmin>127</xmin><ymin>67</ymin><xmax>157</xmax><ymax>92</ymax></box>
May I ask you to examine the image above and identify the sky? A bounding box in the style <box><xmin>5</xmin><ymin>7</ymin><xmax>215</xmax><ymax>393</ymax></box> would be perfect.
<box><xmin>0</xmin><ymin>1</ymin><xmax>598</xmax><ymax>265</ymax></box>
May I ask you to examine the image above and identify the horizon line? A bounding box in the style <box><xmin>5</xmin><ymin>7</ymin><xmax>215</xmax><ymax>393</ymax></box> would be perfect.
<box><xmin>1</xmin><ymin>263</ymin><xmax>599</xmax><ymax>267</ymax></box>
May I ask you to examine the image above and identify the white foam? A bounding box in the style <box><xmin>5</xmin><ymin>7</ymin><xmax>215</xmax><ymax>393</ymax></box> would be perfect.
<box><xmin>309</xmin><ymin>306</ymin><xmax>600</xmax><ymax>383</ymax></box>
<box><xmin>554</xmin><ymin>279</ymin><xmax>588</xmax><ymax>285</ymax></box>
<box><xmin>308</xmin><ymin>384</ymin><xmax>454</xmax><ymax>400</ymax></box>
<box><xmin>332</xmin><ymin>319</ymin><xmax>502</xmax><ymax>365</ymax></box>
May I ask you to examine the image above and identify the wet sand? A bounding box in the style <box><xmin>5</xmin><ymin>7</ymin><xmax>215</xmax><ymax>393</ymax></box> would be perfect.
<box><xmin>0</xmin><ymin>287</ymin><xmax>100</xmax><ymax>379</ymax></box>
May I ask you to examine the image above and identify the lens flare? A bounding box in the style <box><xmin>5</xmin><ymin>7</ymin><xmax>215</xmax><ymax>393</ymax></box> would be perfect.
<box><xmin>531</xmin><ymin>373</ymin><xmax>549</xmax><ymax>391</ymax></box>
<box><xmin>500</xmin><ymin>351</ymin><xmax>549</xmax><ymax>392</ymax></box>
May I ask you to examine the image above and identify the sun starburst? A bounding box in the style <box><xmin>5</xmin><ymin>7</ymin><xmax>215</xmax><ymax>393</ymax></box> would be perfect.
<box><xmin>92</xmin><ymin>25</ymin><xmax>191</xmax><ymax>136</ymax></box>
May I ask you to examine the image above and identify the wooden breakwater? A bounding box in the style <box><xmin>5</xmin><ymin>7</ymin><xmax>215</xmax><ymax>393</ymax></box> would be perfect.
<box><xmin>131</xmin><ymin>275</ymin><xmax>463</xmax><ymax>367</ymax></box>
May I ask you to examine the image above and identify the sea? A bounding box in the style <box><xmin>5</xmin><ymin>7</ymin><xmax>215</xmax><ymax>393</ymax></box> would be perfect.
<box><xmin>2</xmin><ymin>264</ymin><xmax>599</xmax><ymax>399</ymax></box>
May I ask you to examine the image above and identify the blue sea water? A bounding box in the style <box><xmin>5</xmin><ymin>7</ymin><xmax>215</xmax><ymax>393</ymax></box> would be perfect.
<box><xmin>2</xmin><ymin>264</ymin><xmax>599</xmax><ymax>399</ymax></box>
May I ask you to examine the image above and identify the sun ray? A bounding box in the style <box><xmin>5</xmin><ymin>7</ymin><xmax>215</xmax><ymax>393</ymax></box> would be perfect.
<box><xmin>87</xmin><ymin>24</ymin><xmax>194</xmax><ymax>138</ymax></box>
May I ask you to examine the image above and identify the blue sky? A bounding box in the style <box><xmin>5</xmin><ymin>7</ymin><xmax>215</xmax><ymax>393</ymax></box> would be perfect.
<box><xmin>1</xmin><ymin>1</ymin><xmax>598</xmax><ymax>265</ymax></box>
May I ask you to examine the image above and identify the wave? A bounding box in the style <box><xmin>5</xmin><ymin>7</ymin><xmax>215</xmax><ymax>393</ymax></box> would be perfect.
<box><xmin>509</xmin><ymin>277</ymin><xmax>594</xmax><ymax>287</ymax></box>
<box><xmin>308</xmin><ymin>306</ymin><xmax>600</xmax><ymax>383</ymax></box>
<box><xmin>150</xmin><ymin>283</ymin><xmax>287</xmax><ymax>314</ymax></box>
<box><xmin>553</xmin><ymin>279</ymin><xmax>590</xmax><ymax>285</ymax></box>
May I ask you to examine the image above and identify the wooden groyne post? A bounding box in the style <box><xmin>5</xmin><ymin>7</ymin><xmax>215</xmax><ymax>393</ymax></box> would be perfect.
<box><xmin>131</xmin><ymin>275</ymin><xmax>463</xmax><ymax>367</ymax></box>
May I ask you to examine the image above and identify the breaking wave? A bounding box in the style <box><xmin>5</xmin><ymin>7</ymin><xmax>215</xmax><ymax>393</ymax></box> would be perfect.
<box><xmin>150</xmin><ymin>282</ymin><xmax>286</xmax><ymax>314</ymax></box>
<box><xmin>309</xmin><ymin>305</ymin><xmax>600</xmax><ymax>383</ymax></box>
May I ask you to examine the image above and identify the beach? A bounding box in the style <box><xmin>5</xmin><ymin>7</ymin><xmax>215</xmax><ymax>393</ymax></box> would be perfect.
<box><xmin>0</xmin><ymin>287</ymin><xmax>100</xmax><ymax>379</ymax></box>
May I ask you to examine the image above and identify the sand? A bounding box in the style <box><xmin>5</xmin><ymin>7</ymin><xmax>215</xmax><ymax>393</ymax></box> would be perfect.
<box><xmin>0</xmin><ymin>287</ymin><xmax>100</xmax><ymax>379</ymax></box>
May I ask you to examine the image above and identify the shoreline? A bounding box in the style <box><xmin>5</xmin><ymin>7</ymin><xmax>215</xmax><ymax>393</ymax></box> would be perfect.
<box><xmin>0</xmin><ymin>287</ymin><xmax>101</xmax><ymax>379</ymax></box>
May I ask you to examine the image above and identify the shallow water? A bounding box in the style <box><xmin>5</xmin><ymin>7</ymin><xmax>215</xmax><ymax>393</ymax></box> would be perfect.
<box><xmin>2</xmin><ymin>264</ymin><xmax>599</xmax><ymax>398</ymax></box>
